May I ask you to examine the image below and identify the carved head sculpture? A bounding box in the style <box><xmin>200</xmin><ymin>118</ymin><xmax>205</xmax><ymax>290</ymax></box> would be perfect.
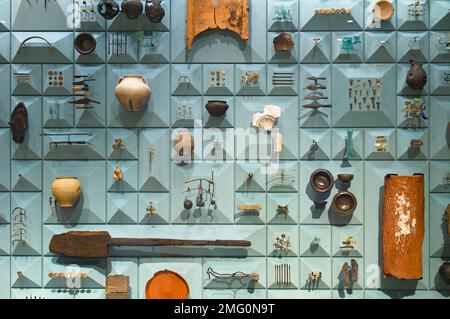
<box><xmin>9</xmin><ymin>102</ymin><xmax>28</xmax><ymax>144</ymax></box>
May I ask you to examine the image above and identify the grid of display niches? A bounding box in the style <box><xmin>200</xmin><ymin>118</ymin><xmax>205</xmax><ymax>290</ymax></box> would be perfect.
<box><xmin>0</xmin><ymin>0</ymin><xmax>448</xmax><ymax>299</ymax></box>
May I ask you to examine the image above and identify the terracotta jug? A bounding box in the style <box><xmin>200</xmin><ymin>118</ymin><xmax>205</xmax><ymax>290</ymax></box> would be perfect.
<box><xmin>121</xmin><ymin>0</ymin><xmax>143</xmax><ymax>19</ymax></box>
<box><xmin>51</xmin><ymin>177</ymin><xmax>82</xmax><ymax>208</ymax></box>
<box><xmin>406</xmin><ymin>59</ymin><xmax>427</xmax><ymax>90</ymax></box>
<box><xmin>97</xmin><ymin>0</ymin><xmax>120</xmax><ymax>20</ymax></box>
<box><xmin>145</xmin><ymin>0</ymin><xmax>165</xmax><ymax>23</ymax></box>
<box><xmin>115</xmin><ymin>75</ymin><xmax>151</xmax><ymax>112</ymax></box>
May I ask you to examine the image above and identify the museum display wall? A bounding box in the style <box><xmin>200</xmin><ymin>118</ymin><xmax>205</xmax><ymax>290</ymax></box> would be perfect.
<box><xmin>0</xmin><ymin>0</ymin><xmax>449</xmax><ymax>299</ymax></box>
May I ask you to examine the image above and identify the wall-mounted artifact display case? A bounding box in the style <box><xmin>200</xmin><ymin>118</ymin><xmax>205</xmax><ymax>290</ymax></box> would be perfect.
<box><xmin>0</xmin><ymin>0</ymin><xmax>448</xmax><ymax>300</ymax></box>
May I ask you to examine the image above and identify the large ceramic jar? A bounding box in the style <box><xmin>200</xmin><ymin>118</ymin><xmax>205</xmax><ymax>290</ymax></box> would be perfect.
<box><xmin>51</xmin><ymin>177</ymin><xmax>82</xmax><ymax>208</ymax></box>
<box><xmin>115</xmin><ymin>75</ymin><xmax>151</xmax><ymax>112</ymax></box>
<box><xmin>121</xmin><ymin>0</ymin><xmax>143</xmax><ymax>19</ymax></box>
<box><xmin>145</xmin><ymin>0</ymin><xmax>165</xmax><ymax>23</ymax></box>
<box><xmin>97</xmin><ymin>0</ymin><xmax>120</xmax><ymax>20</ymax></box>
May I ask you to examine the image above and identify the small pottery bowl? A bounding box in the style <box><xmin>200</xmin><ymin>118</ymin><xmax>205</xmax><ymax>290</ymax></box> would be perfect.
<box><xmin>439</xmin><ymin>262</ymin><xmax>450</xmax><ymax>284</ymax></box>
<box><xmin>337</xmin><ymin>174</ymin><xmax>354</xmax><ymax>184</ymax></box>
<box><xmin>75</xmin><ymin>33</ymin><xmax>97</xmax><ymax>55</ymax></box>
<box><xmin>310</xmin><ymin>169</ymin><xmax>334</xmax><ymax>193</ymax></box>
<box><xmin>332</xmin><ymin>191</ymin><xmax>357</xmax><ymax>216</ymax></box>
<box><xmin>373</xmin><ymin>0</ymin><xmax>394</xmax><ymax>21</ymax></box>
<box><xmin>206</xmin><ymin>100</ymin><xmax>229</xmax><ymax>117</ymax></box>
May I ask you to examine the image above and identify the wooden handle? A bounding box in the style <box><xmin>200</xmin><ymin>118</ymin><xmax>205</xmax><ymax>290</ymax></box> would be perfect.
<box><xmin>110</xmin><ymin>238</ymin><xmax>251</xmax><ymax>247</ymax></box>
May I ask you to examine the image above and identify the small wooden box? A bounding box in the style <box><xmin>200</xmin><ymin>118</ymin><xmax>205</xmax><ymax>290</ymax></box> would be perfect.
<box><xmin>106</xmin><ymin>275</ymin><xmax>129</xmax><ymax>299</ymax></box>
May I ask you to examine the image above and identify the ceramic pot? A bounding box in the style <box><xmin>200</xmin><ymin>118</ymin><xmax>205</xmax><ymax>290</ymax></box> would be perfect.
<box><xmin>439</xmin><ymin>263</ymin><xmax>450</xmax><ymax>284</ymax></box>
<box><xmin>173</xmin><ymin>130</ymin><xmax>195</xmax><ymax>156</ymax></box>
<box><xmin>97</xmin><ymin>0</ymin><xmax>120</xmax><ymax>20</ymax></box>
<box><xmin>184</xmin><ymin>199</ymin><xmax>193</xmax><ymax>210</ymax></box>
<box><xmin>145</xmin><ymin>0</ymin><xmax>165</xmax><ymax>23</ymax></box>
<box><xmin>115</xmin><ymin>75</ymin><xmax>151</xmax><ymax>112</ymax></box>
<box><xmin>332</xmin><ymin>191</ymin><xmax>357</xmax><ymax>216</ymax></box>
<box><xmin>121</xmin><ymin>0</ymin><xmax>143</xmax><ymax>19</ymax></box>
<box><xmin>373</xmin><ymin>0</ymin><xmax>394</xmax><ymax>21</ymax></box>
<box><xmin>9</xmin><ymin>102</ymin><xmax>28</xmax><ymax>144</ymax></box>
<box><xmin>273</xmin><ymin>32</ymin><xmax>294</xmax><ymax>51</ymax></box>
<box><xmin>310</xmin><ymin>169</ymin><xmax>334</xmax><ymax>193</ymax></box>
<box><xmin>74</xmin><ymin>33</ymin><xmax>97</xmax><ymax>55</ymax></box>
<box><xmin>205</xmin><ymin>100</ymin><xmax>229</xmax><ymax>117</ymax></box>
<box><xmin>51</xmin><ymin>177</ymin><xmax>82</xmax><ymax>208</ymax></box>
<box><xmin>406</xmin><ymin>59</ymin><xmax>427</xmax><ymax>90</ymax></box>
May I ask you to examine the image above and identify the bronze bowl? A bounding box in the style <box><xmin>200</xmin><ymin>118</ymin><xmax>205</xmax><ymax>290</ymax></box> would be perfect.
<box><xmin>310</xmin><ymin>169</ymin><xmax>334</xmax><ymax>193</ymax></box>
<box><xmin>337</xmin><ymin>174</ymin><xmax>354</xmax><ymax>184</ymax></box>
<box><xmin>206</xmin><ymin>100</ymin><xmax>229</xmax><ymax>117</ymax></box>
<box><xmin>332</xmin><ymin>191</ymin><xmax>357</xmax><ymax>216</ymax></box>
<box><xmin>74</xmin><ymin>33</ymin><xmax>97</xmax><ymax>55</ymax></box>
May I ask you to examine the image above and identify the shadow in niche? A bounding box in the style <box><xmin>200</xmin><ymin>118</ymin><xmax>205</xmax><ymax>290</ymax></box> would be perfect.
<box><xmin>306</xmin><ymin>183</ymin><xmax>331</xmax><ymax>219</ymax></box>
<box><xmin>446</xmin><ymin>120</ymin><xmax>450</xmax><ymax>148</ymax></box>
<box><xmin>336</xmin><ymin>269</ymin><xmax>354</xmax><ymax>298</ymax></box>
<box><xmin>184</xmin><ymin>29</ymin><xmax>251</xmax><ymax>62</ymax></box>
<box><xmin>377</xmin><ymin>185</ymin><xmax>420</xmax><ymax>293</ymax></box>
<box><xmin>109</xmin><ymin>246</ymin><xmax>252</xmax><ymax>258</ymax></box>
<box><xmin>50</xmin><ymin>194</ymin><xmax>84</xmax><ymax>224</ymax></box>
<box><xmin>204</xmin><ymin>277</ymin><xmax>262</xmax><ymax>292</ymax></box>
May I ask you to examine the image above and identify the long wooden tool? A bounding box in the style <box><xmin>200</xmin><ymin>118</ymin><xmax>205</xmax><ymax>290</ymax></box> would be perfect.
<box><xmin>49</xmin><ymin>231</ymin><xmax>251</xmax><ymax>258</ymax></box>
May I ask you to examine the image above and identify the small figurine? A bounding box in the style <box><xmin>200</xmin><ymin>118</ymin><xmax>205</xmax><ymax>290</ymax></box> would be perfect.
<box><xmin>113</xmin><ymin>167</ymin><xmax>123</xmax><ymax>181</ymax></box>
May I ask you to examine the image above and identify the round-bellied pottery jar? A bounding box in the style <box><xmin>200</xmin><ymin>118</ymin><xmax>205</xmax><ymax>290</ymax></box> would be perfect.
<box><xmin>273</xmin><ymin>32</ymin><xmax>294</xmax><ymax>51</ymax></box>
<box><xmin>145</xmin><ymin>0</ymin><xmax>165</xmax><ymax>23</ymax></box>
<box><xmin>51</xmin><ymin>177</ymin><xmax>82</xmax><ymax>208</ymax></box>
<box><xmin>74</xmin><ymin>33</ymin><xmax>97</xmax><ymax>55</ymax></box>
<box><xmin>406</xmin><ymin>59</ymin><xmax>427</xmax><ymax>90</ymax></box>
<box><xmin>332</xmin><ymin>191</ymin><xmax>357</xmax><ymax>216</ymax></box>
<box><xmin>310</xmin><ymin>169</ymin><xmax>334</xmax><ymax>193</ymax></box>
<box><xmin>439</xmin><ymin>262</ymin><xmax>450</xmax><ymax>284</ymax></box>
<box><xmin>115</xmin><ymin>75</ymin><xmax>151</xmax><ymax>112</ymax></box>
<box><xmin>121</xmin><ymin>0</ymin><xmax>143</xmax><ymax>19</ymax></box>
<box><xmin>205</xmin><ymin>100</ymin><xmax>229</xmax><ymax>117</ymax></box>
<box><xmin>97</xmin><ymin>0</ymin><xmax>120</xmax><ymax>20</ymax></box>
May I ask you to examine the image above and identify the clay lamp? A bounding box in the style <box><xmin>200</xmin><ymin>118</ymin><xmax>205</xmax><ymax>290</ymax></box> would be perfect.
<box><xmin>310</xmin><ymin>169</ymin><xmax>334</xmax><ymax>193</ymax></box>
<box><xmin>332</xmin><ymin>191</ymin><xmax>357</xmax><ymax>216</ymax></box>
